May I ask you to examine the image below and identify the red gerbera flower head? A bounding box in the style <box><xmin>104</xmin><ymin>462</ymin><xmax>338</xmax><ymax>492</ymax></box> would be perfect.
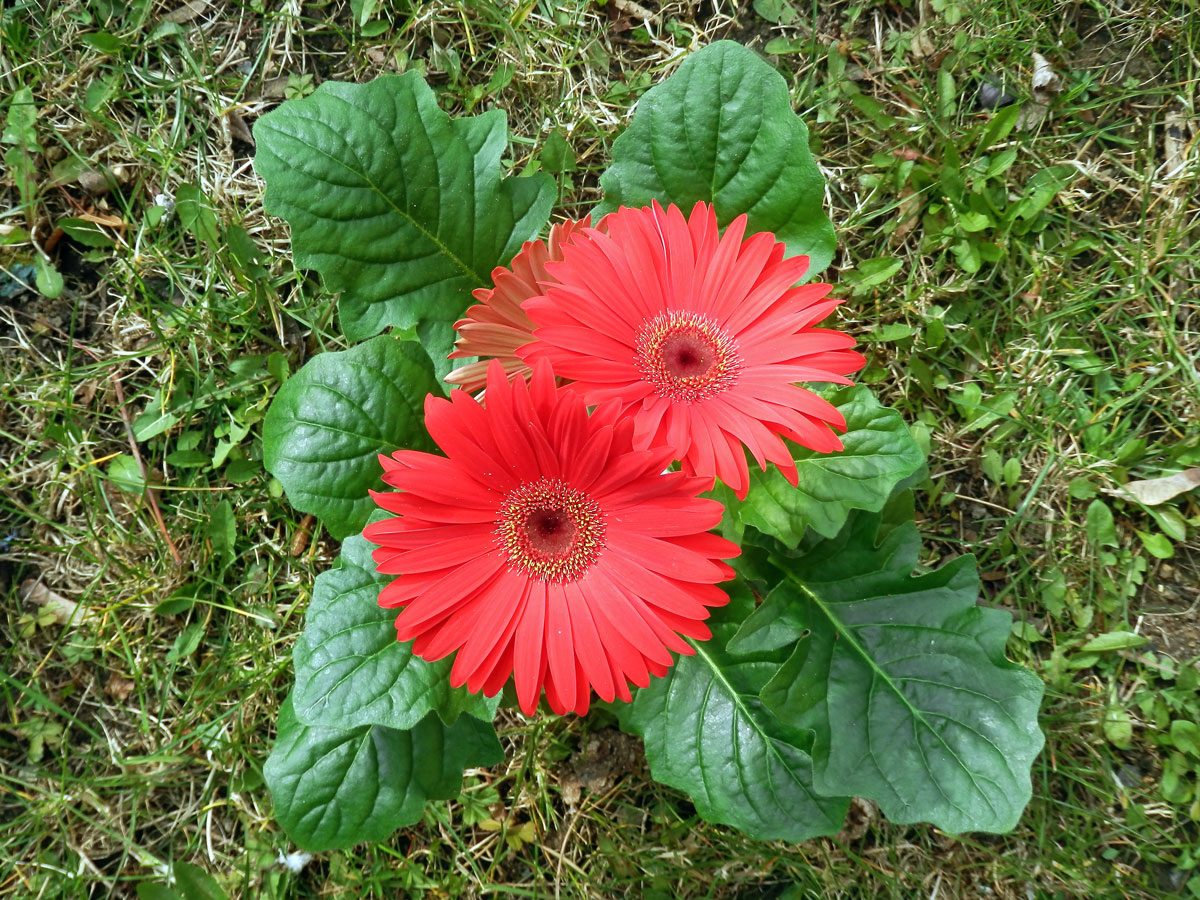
<box><xmin>519</xmin><ymin>201</ymin><xmax>867</xmax><ymax>500</ymax></box>
<box><xmin>364</xmin><ymin>360</ymin><xmax>739</xmax><ymax>717</ymax></box>
<box><xmin>445</xmin><ymin>218</ymin><xmax>594</xmax><ymax>393</ymax></box>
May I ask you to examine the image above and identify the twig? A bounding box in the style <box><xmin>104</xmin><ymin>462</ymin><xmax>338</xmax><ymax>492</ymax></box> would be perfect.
<box><xmin>110</xmin><ymin>372</ymin><xmax>183</xmax><ymax>565</ymax></box>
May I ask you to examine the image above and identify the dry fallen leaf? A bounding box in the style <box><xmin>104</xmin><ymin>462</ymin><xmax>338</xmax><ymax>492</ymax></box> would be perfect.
<box><xmin>19</xmin><ymin>579</ymin><xmax>95</xmax><ymax>626</ymax></box>
<box><xmin>1018</xmin><ymin>52</ymin><xmax>1063</xmax><ymax>129</ymax></box>
<box><xmin>1116</xmin><ymin>468</ymin><xmax>1200</xmax><ymax>506</ymax></box>
<box><xmin>161</xmin><ymin>0</ymin><xmax>211</xmax><ymax>24</ymax></box>
<box><xmin>104</xmin><ymin>673</ymin><xmax>136</xmax><ymax>702</ymax></box>
<box><xmin>226</xmin><ymin>110</ymin><xmax>254</xmax><ymax>146</ymax></box>
<box><xmin>891</xmin><ymin>186</ymin><xmax>923</xmax><ymax>244</ymax></box>
<box><xmin>910</xmin><ymin>0</ymin><xmax>935</xmax><ymax>59</ymax></box>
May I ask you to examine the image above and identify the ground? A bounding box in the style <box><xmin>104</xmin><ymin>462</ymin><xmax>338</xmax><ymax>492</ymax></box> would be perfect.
<box><xmin>2</xmin><ymin>0</ymin><xmax>1199</xmax><ymax>898</ymax></box>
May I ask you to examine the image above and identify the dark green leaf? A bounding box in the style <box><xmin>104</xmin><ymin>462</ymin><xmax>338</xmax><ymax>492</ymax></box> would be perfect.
<box><xmin>738</xmin><ymin>386</ymin><xmax>924</xmax><ymax>543</ymax></box>
<box><xmin>176</xmin><ymin>184</ymin><xmax>222</xmax><ymax>249</ymax></box>
<box><xmin>254</xmin><ymin>73</ymin><xmax>555</xmax><ymax>346</ymax></box>
<box><xmin>1085</xmin><ymin>499</ymin><xmax>1117</xmax><ymax>548</ymax></box>
<box><xmin>732</xmin><ymin>505</ymin><xmax>1045</xmax><ymax>834</ymax></box>
<box><xmin>596</xmin><ymin>41</ymin><xmax>836</xmax><ymax>277</ymax></box>
<box><xmin>616</xmin><ymin>585</ymin><xmax>850</xmax><ymax>841</ymax></box>
<box><xmin>262</xmin><ymin>336</ymin><xmax>440</xmax><ymax>540</ymax></box>
<box><xmin>266</xmin><ymin>697</ymin><xmax>503</xmax><ymax>851</ymax></box>
<box><xmin>540</xmin><ymin>130</ymin><xmax>576</xmax><ymax>173</ymax></box>
<box><xmin>292</xmin><ymin>527</ymin><xmax>498</xmax><ymax>730</ymax></box>
<box><xmin>81</xmin><ymin>32</ymin><xmax>125</xmax><ymax>54</ymax></box>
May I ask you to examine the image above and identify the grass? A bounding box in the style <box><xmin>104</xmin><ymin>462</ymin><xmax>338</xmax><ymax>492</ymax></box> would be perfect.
<box><xmin>2</xmin><ymin>0</ymin><xmax>1199</xmax><ymax>897</ymax></box>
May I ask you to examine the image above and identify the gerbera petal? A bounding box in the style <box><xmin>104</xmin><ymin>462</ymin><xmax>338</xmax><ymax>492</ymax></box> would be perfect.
<box><xmin>514</xmin><ymin>580</ymin><xmax>549</xmax><ymax>715</ymax></box>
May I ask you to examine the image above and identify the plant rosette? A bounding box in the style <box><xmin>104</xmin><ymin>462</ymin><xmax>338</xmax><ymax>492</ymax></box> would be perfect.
<box><xmin>255</xmin><ymin>41</ymin><xmax>1044</xmax><ymax>852</ymax></box>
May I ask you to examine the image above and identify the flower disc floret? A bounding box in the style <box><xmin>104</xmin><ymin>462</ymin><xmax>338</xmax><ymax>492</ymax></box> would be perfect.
<box><xmin>635</xmin><ymin>309</ymin><xmax>741</xmax><ymax>403</ymax></box>
<box><xmin>496</xmin><ymin>478</ymin><xmax>605</xmax><ymax>583</ymax></box>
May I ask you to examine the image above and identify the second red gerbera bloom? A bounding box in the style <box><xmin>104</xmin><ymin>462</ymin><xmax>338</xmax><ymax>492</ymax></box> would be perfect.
<box><xmin>520</xmin><ymin>202</ymin><xmax>866</xmax><ymax>499</ymax></box>
<box><xmin>365</xmin><ymin>361</ymin><xmax>738</xmax><ymax>717</ymax></box>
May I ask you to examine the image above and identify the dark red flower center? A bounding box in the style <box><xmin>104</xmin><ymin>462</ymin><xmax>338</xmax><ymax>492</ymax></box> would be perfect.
<box><xmin>496</xmin><ymin>478</ymin><xmax>605</xmax><ymax>582</ymax></box>
<box><xmin>635</xmin><ymin>309</ymin><xmax>741</xmax><ymax>403</ymax></box>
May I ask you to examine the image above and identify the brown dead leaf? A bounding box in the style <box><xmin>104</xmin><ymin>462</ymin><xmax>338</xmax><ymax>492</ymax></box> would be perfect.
<box><xmin>77</xmin><ymin>211</ymin><xmax>126</xmax><ymax>229</ymax></box>
<box><xmin>161</xmin><ymin>0</ymin><xmax>211</xmax><ymax>24</ymax></box>
<box><xmin>836</xmin><ymin>797</ymin><xmax>879</xmax><ymax>842</ymax></box>
<box><xmin>1017</xmin><ymin>52</ymin><xmax>1064</xmax><ymax>129</ymax></box>
<box><xmin>891</xmin><ymin>186</ymin><xmax>923</xmax><ymax>244</ymax></box>
<box><xmin>104</xmin><ymin>673</ymin><xmax>136</xmax><ymax>702</ymax></box>
<box><xmin>226</xmin><ymin>111</ymin><xmax>254</xmax><ymax>146</ymax></box>
<box><xmin>260</xmin><ymin>76</ymin><xmax>291</xmax><ymax>100</ymax></box>
<box><xmin>611</xmin><ymin>0</ymin><xmax>657</xmax><ymax>21</ymax></box>
<box><xmin>291</xmin><ymin>514</ymin><xmax>316</xmax><ymax>556</ymax></box>
<box><xmin>1115</xmin><ymin>469</ymin><xmax>1200</xmax><ymax>506</ymax></box>
<box><xmin>20</xmin><ymin>579</ymin><xmax>95</xmax><ymax>626</ymax></box>
<box><xmin>559</xmin><ymin>730</ymin><xmax>641</xmax><ymax>807</ymax></box>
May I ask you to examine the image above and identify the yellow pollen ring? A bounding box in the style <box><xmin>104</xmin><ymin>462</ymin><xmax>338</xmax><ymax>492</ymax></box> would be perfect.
<box><xmin>495</xmin><ymin>477</ymin><xmax>605</xmax><ymax>583</ymax></box>
<box><xmin>634</xmin><ymin>309</ymin><xmax>741</xmax><ymax>403</ymax></box>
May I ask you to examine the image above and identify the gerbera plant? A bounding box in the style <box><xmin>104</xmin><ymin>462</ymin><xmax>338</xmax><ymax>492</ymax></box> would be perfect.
<box><xmin>256</xmin><ymin>42</ymin><xmax>1044</xmax><ymax>852</ymax></box>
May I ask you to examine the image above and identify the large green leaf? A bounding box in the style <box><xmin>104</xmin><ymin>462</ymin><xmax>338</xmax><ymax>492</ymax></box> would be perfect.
<box><xmin>596</xmin><ymin>40</ymin><xmax>835</xmax><ymax>276</ymax></box>
<box><xmin>730</xmin><ymin>504</ymin><xmax>1045</xmax><ymax>834</ymax></box>
<box><xmin>616</xmin><ymin>584</ymin><xmax>850</xmax><ymax>841</ymax></box>
<box><xmin>266</xmin><ymin>696</ymin><xmax>502</xmax><ymax>851</ymax></box>
<box><xmin>292</xmin><ymin>527</ymin><xmax>498</xmax><ymax>730</ymax></box>
<box><xmin>262</xmin><ymin>336</ymin><xmax>439</xmax><ymax>540</ymax></box>
<box><xmin>737</xmin><ymin>386</ymin><xmax>924</xmax><ymax>543</ymax></box>
<box><xmin>255</xmin><ymin>73</ymin><xmax>555</xmax><ymax>346</ymax></box>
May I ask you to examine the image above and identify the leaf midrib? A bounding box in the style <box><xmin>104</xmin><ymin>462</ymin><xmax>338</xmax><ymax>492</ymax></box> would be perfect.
<box><xmin>789</xmin><ymin>576</ymin><xmax>1000</xmax><ymax>819</ymax></box>
<box><xmin>260</xmin><ymin>100</ymin><xmax>482</xmax><ymax>286</ymax></box>
<box><xmin>687</xmin><ymin>638</ymin><xmax>824</xmax><ymax>808</ymax></box>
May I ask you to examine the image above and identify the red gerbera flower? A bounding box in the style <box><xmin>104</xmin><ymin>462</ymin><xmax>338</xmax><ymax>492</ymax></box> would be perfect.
<box><xmin>520</xmin><ymin>202</ymin><xmax>867</xmax><ymax>499</ymax></box>
<box><xmin>445</xmin><ymin>218</ymin><xmax>592</xmax><ymax>393</ymax></box>
<box><xmin>364</xmin><ymin>360</ymin><xmax>739</xmax><ymax>717</ymax></box>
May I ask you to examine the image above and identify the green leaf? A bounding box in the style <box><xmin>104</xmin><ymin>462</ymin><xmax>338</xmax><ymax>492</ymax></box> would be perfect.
<box><xmin>58</xmin><ymin>217</ymin><xmax>115</xmax><ymax>248</ymax></box>
<box><xmin>254</xmin><ymin>73</ymin><xmax>555</xmax><ymax>347</ymax></box>
<box><xmin>107</xmin><ymin>453</ymin><xmax>146</xmax><ymax>494</ymax></box>
<box><xmin>540</xmin><ymin>130</ymin><xmax>576</xmax><ymax>173</ymax></box>
<box><xmin>1013</xmin><ymin>165</ymin><xmax>1074</xmax><ymax>220</ymax></box>
<box><xmin>737</xmin><ymin>386</ymin><xmax>924</xmax><ymax>544</ymax></box>
<box><xmin>175</xmin><ymin>183</ymin><xmax>222</xmax><ymax>250</ymax></box>
<box><xmin>596</xmin><ymin>41</ymin><xmax>836</xmax><ymax>277</ymax></box>
<box><xmin>616</xmin><ymin>584</ymin><xmax>850</xmax><ymax>842</ymax></box>
<box><xmin>1085</xmin><ymin>499</ymin><xmax>1118</xmax><ymax>548</ymax></box>
<box><xmin>171</xmin><ymin>862</ymin><xmax>228</xmax><ymax>900</ymax></box>
<box><xmin>168</xmin><ymin>622</ymin><xmax>205</xmax><ymax>663</ymax></box>
<box><xmin>208</xmin><ymin>499</ymin><xmax>236</xmax><ymax>565</ymax></box>
<box><xmin>262</xmin><ymin>336</ymin><xmax>440</xmax><ymax>540</ymax></box>
<box><xmin>137</xmin><ymin>885</ymin><xmax>184</xmax><ymax>900</ymax></box>
<box><xmin>266</xmin><ymin>696</ymin><xmax>503</xmax><ymax>851</ymax></box>
<box><xmin>1080</xmin><ymin>631</ymin><xmax>1148</xmax><ymax>653</ymax></box>
<box><xmin>34</xmin><ymin>254</ymin><xmax>64</xmax><ymax>299</ymax></box>
<box><xmin>3</xmin><ymin>86</ymin><xmax>39</xmax><ymax>152</ymax></box>
<box><xmin>731</xmin><ymin>505</ymin><xmax>1045</xmax><ymax>834</ymax></box>
<box><xmin>292</xmin><ymin>526</ymin><xmax>498</xmax><ymax>731</ymax></box>
<box><xmin>132</xmin><ymin>401</ymin><xmax>179</xmax><ymax>442</ymax></box>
